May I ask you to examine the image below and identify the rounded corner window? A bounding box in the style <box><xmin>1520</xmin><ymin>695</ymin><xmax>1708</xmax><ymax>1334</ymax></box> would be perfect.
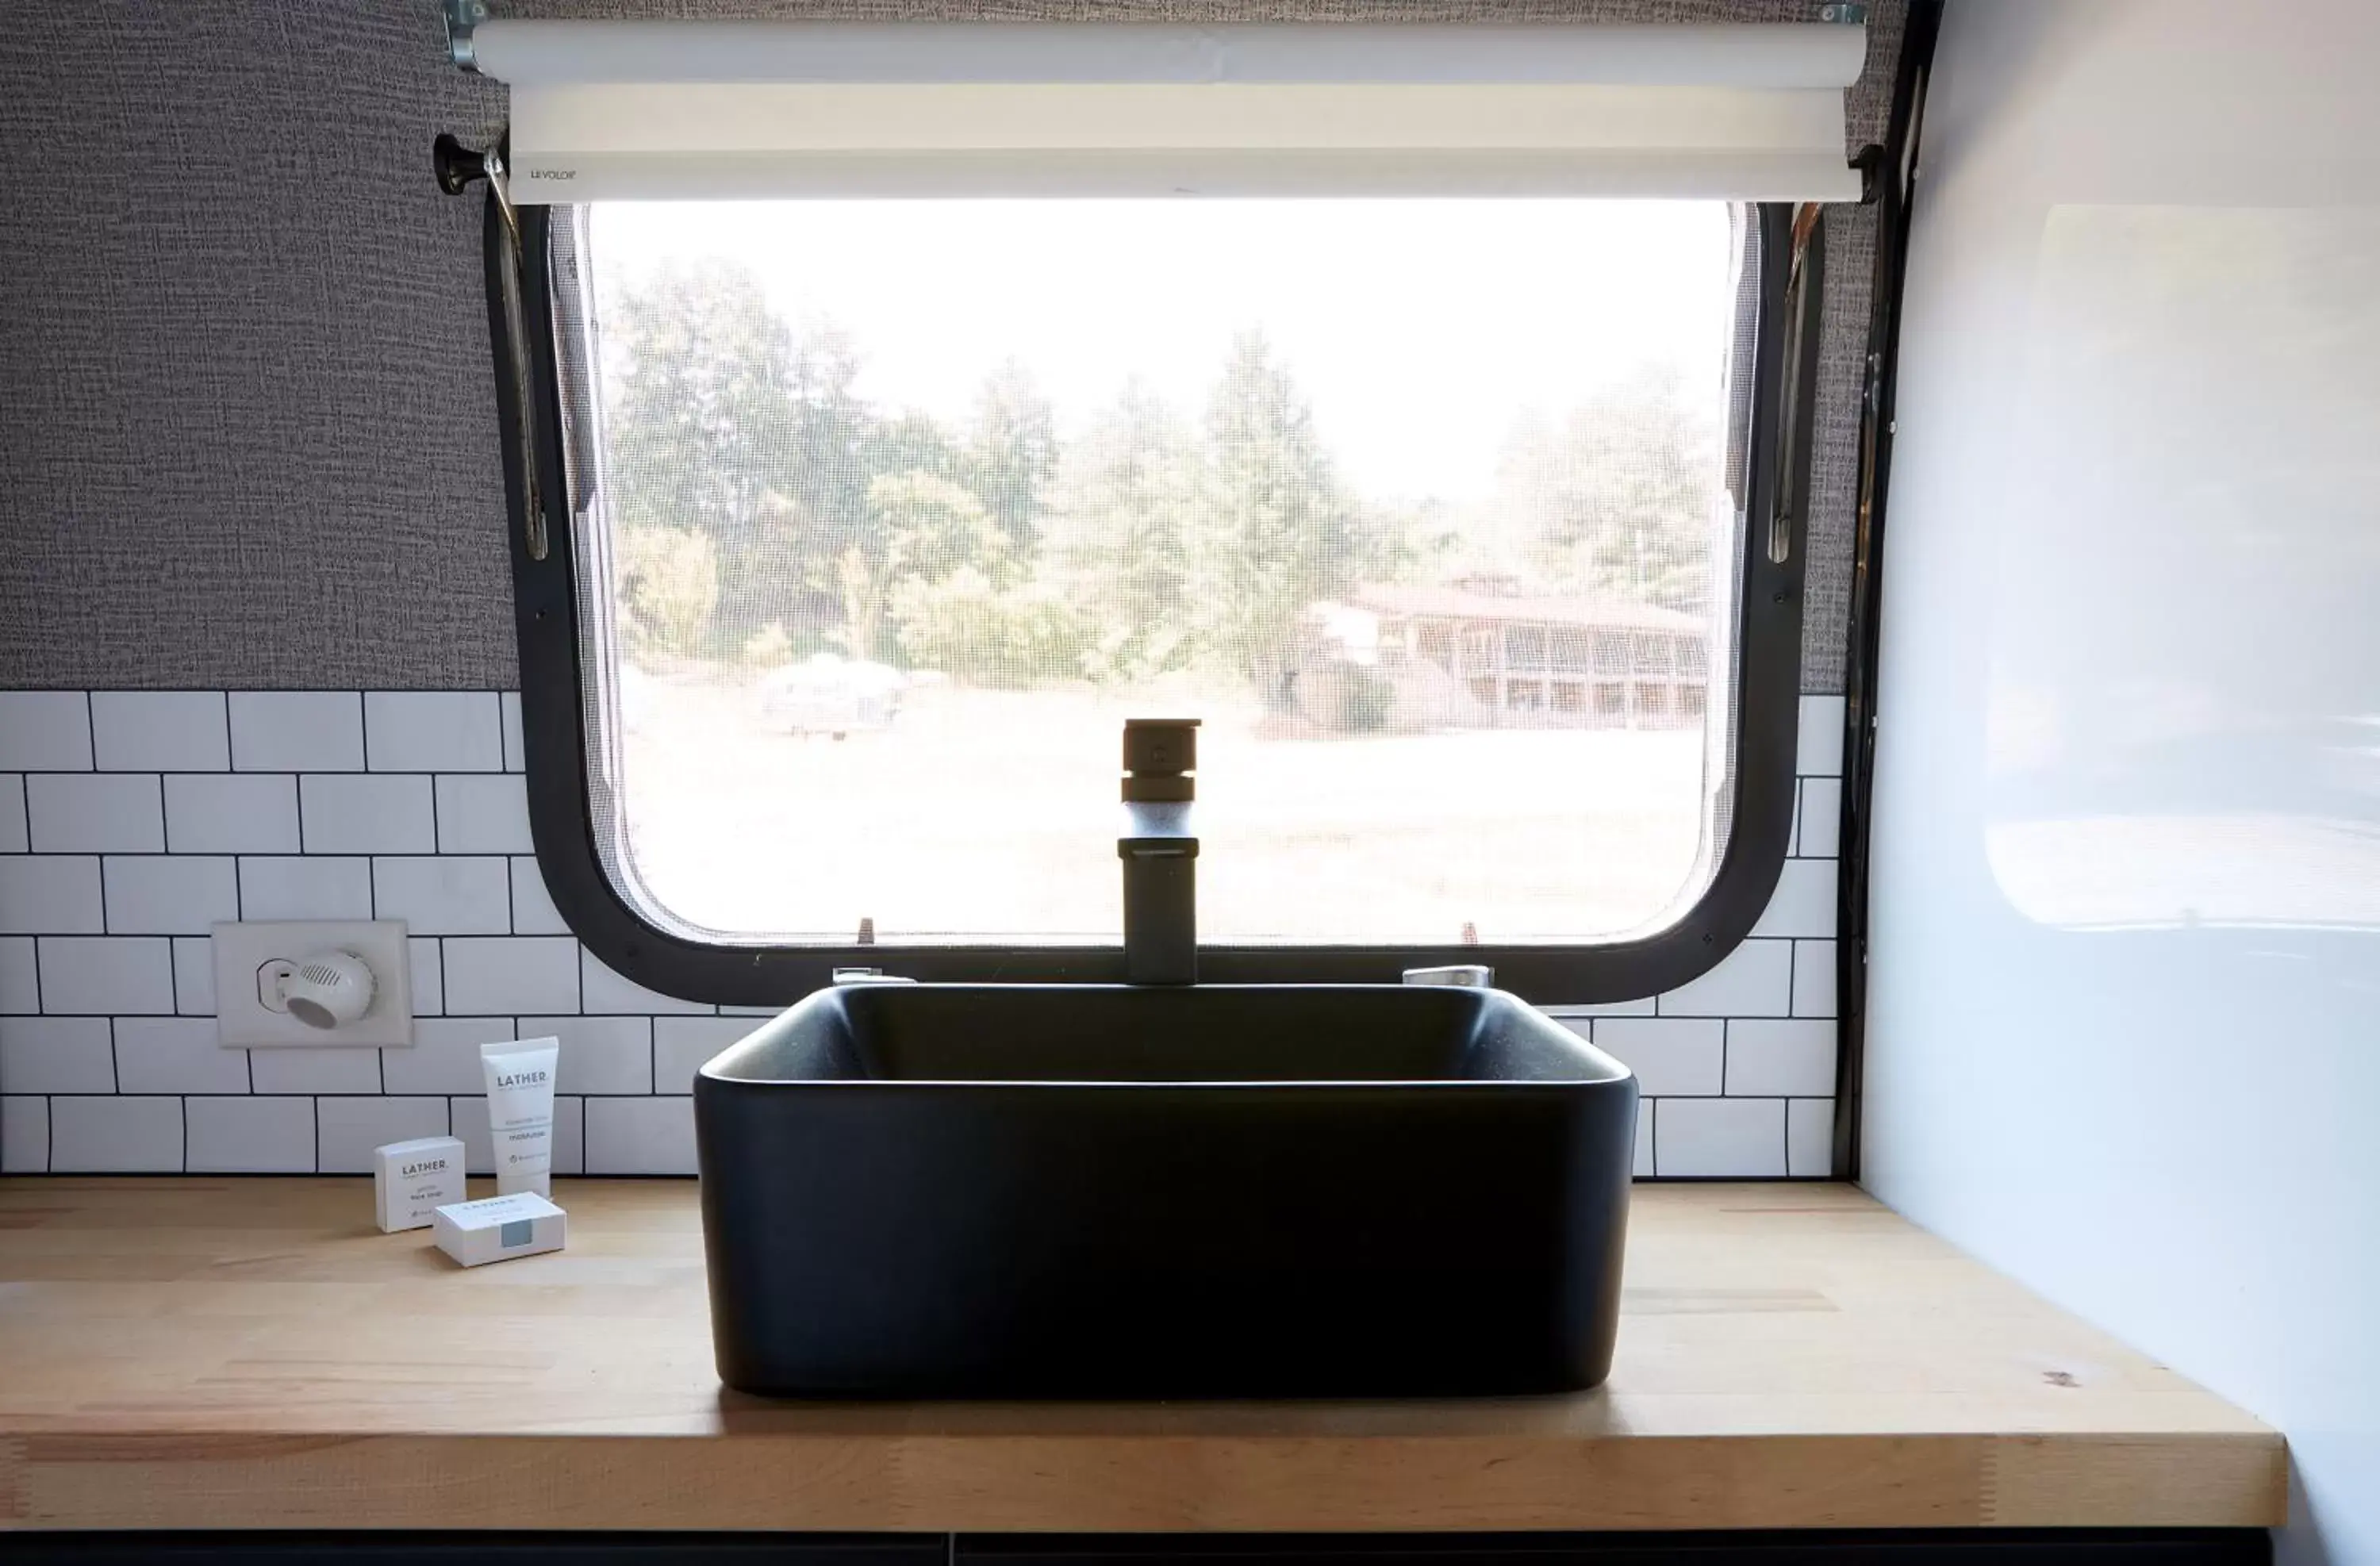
<box><xmin>494</xmin><ymin>199</ymin><xmax>1815</xmax><ymax>1005</ymax></box>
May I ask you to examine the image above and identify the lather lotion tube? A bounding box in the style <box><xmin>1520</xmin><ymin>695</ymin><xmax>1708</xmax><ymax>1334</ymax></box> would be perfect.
<box><xmin>481</xmin><ymin>1036</ymin><xmax>560</xmax><ymax>1199</ymax></box>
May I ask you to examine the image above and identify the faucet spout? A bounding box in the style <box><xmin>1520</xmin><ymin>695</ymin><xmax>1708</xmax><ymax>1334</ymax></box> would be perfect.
<box><xmin>1119</xmin><ymin>719</ymin><xmax>1200</xmax><ymax>985</ymax></box>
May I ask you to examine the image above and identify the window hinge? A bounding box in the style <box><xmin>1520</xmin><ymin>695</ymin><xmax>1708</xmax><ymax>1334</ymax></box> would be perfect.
<box><xmin>1819</xmin><ymin>2</ymin><xmax>1868</xmax><ymax>22</ymax></box>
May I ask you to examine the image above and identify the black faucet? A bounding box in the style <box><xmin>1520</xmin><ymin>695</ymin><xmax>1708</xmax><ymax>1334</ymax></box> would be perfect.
<box><xmin>1119</xmin><ymin>719</ymin><xmax>1200</xmax><ymax>985</ymax></box>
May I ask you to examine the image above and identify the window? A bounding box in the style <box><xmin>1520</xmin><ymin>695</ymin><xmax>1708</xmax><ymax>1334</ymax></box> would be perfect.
<box><xmin>474</xmin><ymin>25</ymin><xmax>1837</xmax><ymax>1001</ymax></box>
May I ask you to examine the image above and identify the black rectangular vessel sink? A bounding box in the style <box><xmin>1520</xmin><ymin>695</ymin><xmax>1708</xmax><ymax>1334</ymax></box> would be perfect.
<box><xmin>694</xmin><ymin>983</ymin><xmax>1637</xmax><ymax>1399</ymax></box>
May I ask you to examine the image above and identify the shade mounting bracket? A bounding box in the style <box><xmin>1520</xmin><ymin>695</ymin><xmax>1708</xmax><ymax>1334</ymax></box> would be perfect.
<box><xmin>446</xmin><ymin>0</ymin><xmax>489</xmax><ymax>73</ymax></box>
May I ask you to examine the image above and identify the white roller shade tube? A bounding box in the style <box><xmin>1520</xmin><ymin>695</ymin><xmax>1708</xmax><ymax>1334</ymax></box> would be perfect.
<box><xmin>470</xmin><ymin>21</ymin><xmax>1865</xmax><ymax>203</ymax></box>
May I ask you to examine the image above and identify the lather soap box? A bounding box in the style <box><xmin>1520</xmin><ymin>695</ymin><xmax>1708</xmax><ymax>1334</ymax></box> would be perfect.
<box><xmin>433</xmin><ymin>1191</ymin><xmax>567</xmax><ymax>1268</ymax></box>
<box><xmin>373</xmin><ymin>1136</ymin><xmax>466</xmax><ymax>1233</ymax></box>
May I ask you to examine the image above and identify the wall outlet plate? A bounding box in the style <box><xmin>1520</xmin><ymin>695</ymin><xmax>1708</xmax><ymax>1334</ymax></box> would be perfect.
<box><xmin>211</xmin><ymin>920</ymin><xmax>414</xmax><ymax>1049</ymax></box>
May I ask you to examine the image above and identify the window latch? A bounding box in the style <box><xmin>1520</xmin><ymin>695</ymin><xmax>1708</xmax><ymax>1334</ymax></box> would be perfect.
<box><xmin>1403</xmin><ymin>965</ymin><xmax>1495</xmax><ymax>988</ymax></box>
<box><xmin>832</xmin><ymin>968</ymin><xmax>916</xmax><ymax>985</ymax></box>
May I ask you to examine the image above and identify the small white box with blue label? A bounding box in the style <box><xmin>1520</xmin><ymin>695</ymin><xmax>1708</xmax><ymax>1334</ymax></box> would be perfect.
<box><xmin>432</xmin><ymin>1191</ymin><xmax>566</xmax><ymax>1268</ymax></box>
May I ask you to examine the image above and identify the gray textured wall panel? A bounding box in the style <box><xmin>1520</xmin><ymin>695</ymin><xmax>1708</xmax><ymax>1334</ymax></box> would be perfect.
<box><xmin>0</xmin><ymin>0</ymin><xmax>1898</xmax><ymax>692</ymax></box>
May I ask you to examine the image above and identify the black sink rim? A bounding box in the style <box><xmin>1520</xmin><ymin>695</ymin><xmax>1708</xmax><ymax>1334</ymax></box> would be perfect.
<box><xmin>700</xmin><ymin>1074</ymin><xmax>1630</xmax><ymax>1090</ymax></box>
<box><xmin>696</xmin><ymin>981</ymin><xmax>1634</xmax><ymax>1090</ymax></box>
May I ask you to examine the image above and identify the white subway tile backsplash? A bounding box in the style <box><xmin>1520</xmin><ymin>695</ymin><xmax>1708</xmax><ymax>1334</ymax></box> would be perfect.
<box><xmin>1796</xmin><ymin>696</ymin><xmax>1845</xmax><ymax>777</ymax></box>
<box><xmin>91</xmin><ymin>693</ymin><xmax>229</xmax><ymax>772</ymax></box>
<box><xmin>409</xmin><ymin>936</ymin><xmax>443</xmax><ymax>1015</ymax></box>
<box><xmin>585</xmin><ymin>1094</ymin><xmax>697</xmax><ymax>1176</ymax></box>
<box><xmin>1657</xmin><ymin>1097</ymin><xmax>1787</xmax><ymax>1178</ymax></box>
<box><xmin>1792</xmin><ymin>940</ymin><xmax>1838</xmax><ymax>1019</ymax></box>
<box><xmin>173</xmin><ymin>936</ymin><xmax>215</xmax><ymax>1015</ymax></box>
<box><xmin>40</xmin><ymin>937</ymin><xmax>175</xmax><ymax>1015</ymax></box>
<box><xmin>0</xmin><ymin>938</ymin><xmax>36</xmax><ymax>1013</ymax></box>
<box><xmin>371</xmin><ymin>857</ymin><xmax>509</xmax><ymax>935</ymax></box>
<box><xmin>249</xmin><ymin>1044</ymin><xmax>382</xmax><ymax>1095</ymax></box>
<box><xmin>2</xmin><ymin>686</ymin><xmax>1848</xmax><ymax>1179</ymax></box>
<box><xmin>555</xmin><ymin>1093</ymin><xmax>585</xmax><ymax>1176</ymax></box>
<box><xmin>0</xmin><ymin>693</ymin><xmax>94</xmax><ymax>770</ymax></box>
<box><xmin>114</xmin><ymin>1017</ymin><xmax>248</xmax><ymax>1094</ymax></box>
<box><xmin>229</xmin><ymin>693</ymin><xmax>363</xmax><ymax>772</ymax></box>
<box><xmin>518</xmin><ymin>1015</ymin><xmax>652</xmax><ymax>1096</ymax></box>
<box><xmin>364</xmin><ymin>693</ymin><xmax>506</xmax><ymax>773</ymax></box>
<box><xmin>1725</xmin><ymin>1019</ymin><xmax>1837</xmax><ymax>1097</ymax></box>
<box><xmin>317</xmin><ymin>1095</ymin><xmax>447</xmax><ymax>1173</ymax></box>
<box><xmin>1795</xmin><ymin>777</ymin><xmax>1842</xmax><ymax>859</ymax></box>
<box><xmin>186</xmin><ymin>1095</ymin><xmax>315</xmax><ymax>1173</ymax></box>
<box><xmin>654</xmin><ymin>1015</ymin><xmax>754</xmax><ymax>1093</ymax></box>
<box><xmin>582</xmin><ymin>950</ymin><xmax>712</xmax><ymax>1015</ymax></box>
<box><xmin>443</xmin><ymin>937</ymin><xmax>580</xmax><ymax>1015</ymax></box>
<box><xmin>1787</xmin><ymin>1098</ymin><xmax>1835</xmax><ymax>1178</ymax></box>
<box><xmin>0</xmin><ymin>856</ymin><xmax>105</xmax><ymax>935</ymax></box>
<box><xmin>499</xmin><ymin>693</ymin><xmax>525</xmax><ymax>773</ymax></box>
<box><xmin>383</xmin><ymin>1015</ymin><xmax>520</xmax><ymax>1096</ymax></box>
<box><xmin>508</xmin><ymin>856</ymin><xmax>569</xmax><ymax>935</ymax></box>
<box><xmin>1657</xmin><ymin>938</ymin><xmax>1793</xmax><ymax>1018</ymax></box>
<box><xmin>102</xmin><ymin>856</ymin><xmax>239</xmax><ymax>935</ymax></box>
<box><xmin>236</xmin><ymin>856</ymin><xmax>373</xmax><ymax>920</ymax></box>
<box><xmin>451</xmin><ymin>1092</ymin><xmax>583</xmax><ymax>1177</ymax></box>
<box><xmin>51</xmin><ymin>1096</ymin><xmax>183</xmax><ymax>1173</ymax></box>
<box><xmin>1</xmin><ymin>1094</ymin><xmax>47</xmax><ymax>1171</ymax></box>
<box><xmin>449</xmin><ymin>1092</ymin><xmax>492</xmax><ymax>1172</ymax></box>
<box><xmin>163</xmin><ymin>773</ymin><xmax>301</xmax><ymax>854</ymax></box>
<box><xmin>299</xmin><ymin>774</ymin><xmax>435</xmax><ymax>854</ymax></box>
<box><xmin>432</xmin><ymin>773</ymin><xmax>533</xmax><ymax>854</ymax></box>
<box><xmin>1749</xmin><ymin>858</ymin><xmax>1837</xmax><ymax>939</ymax></box>
<box><xmin>1591</xmin><ymin>1018</ymin><xmax>1724</xmax><ymax>1096</ymax></box>
<box><xmin>1</xmin><ymin>1016</ymin><xmax>116</xmax><ymax>1092</ymax></box>
<box><xmin>27</xmin><ymin>773</ymin><xmax>164</xmax><ymax>853</ymax></box>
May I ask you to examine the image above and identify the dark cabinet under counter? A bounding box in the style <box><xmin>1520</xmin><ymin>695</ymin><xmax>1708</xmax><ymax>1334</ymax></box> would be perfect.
<box><xmin>963</xmin><ymin>1532</ymin><xmax>2271</xmax><ymax>1566</ymax></box>
<box><xmin>0</xmin><ymin>1532</ymin><xmax>2272</xmax><ymax>1565</ymax></box>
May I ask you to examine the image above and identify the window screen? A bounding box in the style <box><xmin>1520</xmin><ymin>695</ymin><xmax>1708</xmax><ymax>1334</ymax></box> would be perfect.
<box><xmin>564</xmin><ymin>198</ymin><xmax>1756</xmax><ymax>949</ymax></box>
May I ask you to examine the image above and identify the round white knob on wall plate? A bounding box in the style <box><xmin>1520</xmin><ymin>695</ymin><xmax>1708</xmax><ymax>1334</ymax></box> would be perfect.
<box><xmin>216</xmin><ymin>921</ymin><xmax>413</xmax><ymax>1050</ymax></box>
<box><xmin>278</xmin><ymin>949</ymin><xmax>377</xmax><ymax>1030</ymax></box>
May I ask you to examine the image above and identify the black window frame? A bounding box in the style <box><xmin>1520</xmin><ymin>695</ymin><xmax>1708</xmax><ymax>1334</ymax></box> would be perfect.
<box><xmin>482</xmin><ymin>195</ymin><xmax>1825</xmax><ymax>1008</ymax></box>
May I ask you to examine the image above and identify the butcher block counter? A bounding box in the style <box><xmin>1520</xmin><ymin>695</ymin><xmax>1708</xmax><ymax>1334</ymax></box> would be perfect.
<box><xmin>0</xmin><ymin>1177</ymin><xmax>2280</xmax><ymax>1534</ymax></box>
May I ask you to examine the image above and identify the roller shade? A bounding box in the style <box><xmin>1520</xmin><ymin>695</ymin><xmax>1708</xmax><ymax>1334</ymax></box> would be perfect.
<box><xmin>465</xmin><ymin>21</ymin><xmax>1866</xmax><ymax>204</ymax></box>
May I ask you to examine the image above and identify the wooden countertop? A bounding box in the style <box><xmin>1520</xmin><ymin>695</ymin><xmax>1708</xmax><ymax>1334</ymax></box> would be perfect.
<box><xmin>0</xmin><ymin>1177</ymin><xmax>2280</xmax><ymax>1533</ymax></box>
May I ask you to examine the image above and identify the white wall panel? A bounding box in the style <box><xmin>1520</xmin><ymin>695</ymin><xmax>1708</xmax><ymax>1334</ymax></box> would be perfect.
<box><xmin>1864</xmin><ymin>4</ymin><xmax>2380</xmax><ymax>1560</ymax></box>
